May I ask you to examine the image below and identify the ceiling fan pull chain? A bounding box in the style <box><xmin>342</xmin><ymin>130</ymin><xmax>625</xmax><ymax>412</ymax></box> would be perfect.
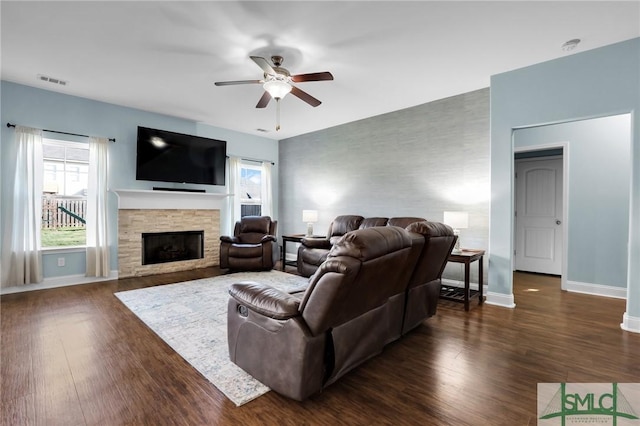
<box><xmin>276</xmin><ymin>99</ymin><xmax>281</xmax><ymax>131</ymax></box>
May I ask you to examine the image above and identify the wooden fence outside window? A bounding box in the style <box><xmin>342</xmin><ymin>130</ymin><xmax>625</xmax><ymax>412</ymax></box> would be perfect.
<box><xmin>42</xmin><ymin>196</ymin><xmax>86</xmax><ymax>228</ymax></box>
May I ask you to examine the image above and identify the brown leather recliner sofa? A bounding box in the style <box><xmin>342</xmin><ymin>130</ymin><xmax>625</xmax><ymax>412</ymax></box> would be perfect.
<box><xmin>296</xmin><ymin>215</ymin><xmax>426</xmax><ymax>277</ymax></box>
<box><xmin>227</xmin><ymin>222</ymin><xmax>456</xmax><ymax>401</ymax></box>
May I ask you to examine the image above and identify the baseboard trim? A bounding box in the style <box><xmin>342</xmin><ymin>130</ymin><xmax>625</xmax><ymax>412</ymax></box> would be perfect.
<box><xmin>1</xmin><ymin>270</ymin><xmax>118</xmax><ymax>295</ymax></box>
<box><xmin>485</xmin><ymin>291</ymin><xmax>516</xmax><ymax>308</ymax></box>
<box><xmin>565</xmin><ymin>280</ymin><xmax>627</xmax><ymax>299</ymax></box>
<box><xmin>621</xmin><ymin>312</ymin><xmax>640</xmax><ymax>333</ymax></box>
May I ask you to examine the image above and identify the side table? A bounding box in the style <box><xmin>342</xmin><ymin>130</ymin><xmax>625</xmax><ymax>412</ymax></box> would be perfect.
<box><xmin>281</xmin><ymin>234</ymin><xmax>323</xmax><ymax>271</ymax></box>
<box><xmin>441</xmin><ymin>249</ymin><xmax>485</xmax><ymax>311</ymax></box>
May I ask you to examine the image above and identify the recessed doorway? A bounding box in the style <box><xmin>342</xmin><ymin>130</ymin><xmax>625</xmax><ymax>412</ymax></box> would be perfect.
<box><xmin>514</xmin><ymin>151</ymin><xmax>564</xmax><ymax>277</ymax></box>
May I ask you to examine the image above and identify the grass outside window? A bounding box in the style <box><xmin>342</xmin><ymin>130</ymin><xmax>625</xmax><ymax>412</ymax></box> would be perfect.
<box><xmin>42</xmin><ymin>227</ymin><xmax>86</xmax><ymax>247</ymax></box>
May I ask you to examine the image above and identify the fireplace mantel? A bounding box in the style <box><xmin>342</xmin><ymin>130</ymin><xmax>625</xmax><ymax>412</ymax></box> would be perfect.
<box><xmin>111</xmin><ymin>189</ymin><xmax>231</xmax><ymax>210</ymax></box>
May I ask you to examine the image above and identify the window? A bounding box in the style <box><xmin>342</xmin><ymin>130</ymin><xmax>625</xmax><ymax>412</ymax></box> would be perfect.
<box><xmin>41</xmin><ymin>139</ymin><xmax>89</xmax><ymax>247</ymax></box>
<box><xmin>239</xmin><ymin>163</ymin><xmax>262</xmax><ymax>217</ymax></box>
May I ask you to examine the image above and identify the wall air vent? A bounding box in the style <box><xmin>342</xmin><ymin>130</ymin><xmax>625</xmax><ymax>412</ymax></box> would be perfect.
<box><xmin>37</xmin><ymin>74</ymin><xmax>68</xmax><ymax>86</ymax></box>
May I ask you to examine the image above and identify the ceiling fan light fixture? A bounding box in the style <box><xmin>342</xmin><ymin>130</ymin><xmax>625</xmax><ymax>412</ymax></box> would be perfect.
<box><xmin>263</xmin><ymin>79</ymin><xmax>292</xmax><ymax>99</ymax></box>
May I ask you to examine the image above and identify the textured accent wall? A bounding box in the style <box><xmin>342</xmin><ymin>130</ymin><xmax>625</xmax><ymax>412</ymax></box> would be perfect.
<box><xmin>279</xmin><ymin>88</ymin><xmax>490</xmax><ymax>283</ymax></box>
<box><xmin>118</xmin><ymin>209</ymin><xmax>220</xmax><ymax>278</ymax></box>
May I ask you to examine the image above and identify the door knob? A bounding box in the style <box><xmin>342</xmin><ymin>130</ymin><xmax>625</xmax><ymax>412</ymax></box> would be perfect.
<box><xmin>556</xmin><ymin>220</ymin><xmax>562</xmax><ymax>225</ymax></box>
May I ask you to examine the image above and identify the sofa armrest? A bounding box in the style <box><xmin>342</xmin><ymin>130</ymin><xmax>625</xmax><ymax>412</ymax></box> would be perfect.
<box><xmin>260</xmin><ymin>234</ymin><xmax>278</xmax><ymax>243</ymax></box>
<box><xmin>300</xmin><ymin>237</ymin><xmax>332</xmax><ymax>249</ymax></box>
<box><xmin>220</xmin><ymin>235</ymin><xmax>239</xmax><ymax>243</ymax></box>
<box><xmin>229</xmin><ymin>282</ymin><xmax>301</xmax><ymax>320</ymax></box>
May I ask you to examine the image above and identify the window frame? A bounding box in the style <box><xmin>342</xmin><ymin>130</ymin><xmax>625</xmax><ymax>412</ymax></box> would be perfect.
<box><xmin>41</xmin><ymin>137</ymin><xmax>90</xmax><ymax>249</ymax></box>
<box><xmin>239</xmin><ymin>162</ymin><xmax>263</xmax><ymax>217</ymax></box>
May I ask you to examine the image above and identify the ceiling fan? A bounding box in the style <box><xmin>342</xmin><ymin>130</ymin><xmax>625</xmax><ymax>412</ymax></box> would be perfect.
<box><xmin>214</xmin><ymin>55</ymin><xmax>333</xmax><ymax>130</ymax></box>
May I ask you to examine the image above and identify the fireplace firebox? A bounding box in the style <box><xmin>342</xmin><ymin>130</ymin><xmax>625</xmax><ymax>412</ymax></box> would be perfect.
<box><xmin>142</xmin><ymin>231</ymin><xmax>204</xmax><ymax>265</ymax></box>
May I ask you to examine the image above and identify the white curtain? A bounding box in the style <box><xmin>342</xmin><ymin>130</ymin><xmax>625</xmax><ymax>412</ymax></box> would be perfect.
<box><xmin>226</xmin><ymin>156</ymin><xmax>242</xmax><ymax>234</ymax></box>
<box><xmin>1</xmin><ymin>126</ymin><xmax>44</xmax><ymax>286</ymax></box>
<box><xmin>86</xmin><ymin>137</ymin><xmax>110</xmax><ymax>277</ymax></box>
<box><xmin>261</xmin><ymin>161</ymin><xmax>273</xmax><ymax>218</ymax></box>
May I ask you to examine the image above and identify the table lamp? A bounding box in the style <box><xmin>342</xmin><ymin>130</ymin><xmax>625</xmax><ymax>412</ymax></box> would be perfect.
<box><xmin>302</xmin><ymin>210</ymin><xmax>318</xmax><ymax>237</ymax></box>
<box><xmin>443</xmin><ymin>211</ymin><xmax>468</xmax><ymax>254</ymax></box>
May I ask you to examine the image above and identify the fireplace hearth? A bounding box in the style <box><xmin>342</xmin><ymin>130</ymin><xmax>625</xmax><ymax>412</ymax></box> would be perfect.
<box><xmin>142</xmin><ymin>231</ymin><xmax>204</xmax><ymax>265</ymax></box>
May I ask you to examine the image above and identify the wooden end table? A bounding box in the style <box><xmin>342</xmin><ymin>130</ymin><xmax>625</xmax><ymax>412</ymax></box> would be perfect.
<box><xmin>441</xmin><ymin>249</ymin><xmax>485</xmax><ymax>311</ymax></box>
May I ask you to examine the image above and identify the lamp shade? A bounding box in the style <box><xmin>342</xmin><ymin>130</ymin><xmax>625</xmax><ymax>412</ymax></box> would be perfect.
<box><xmin>302</xmin><ymin>210</ymin><xmax>318</xmax><ymax>223</ymax></box>
<box><xmin>263</xmin><ymin>80</ymin><xmax>292</xmax><ymax>99</ymax></box>
<box><xmin>443</xmin><ymin>211</ymin><xmax>469</xmax><ymax>229</ymax></box>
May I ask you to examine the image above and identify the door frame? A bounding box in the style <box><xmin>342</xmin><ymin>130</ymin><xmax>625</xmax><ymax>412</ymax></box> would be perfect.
<box><xmin>513</xmin><ymin>142</ymin><xmax>569</xmax><ymax>291</ymax></box>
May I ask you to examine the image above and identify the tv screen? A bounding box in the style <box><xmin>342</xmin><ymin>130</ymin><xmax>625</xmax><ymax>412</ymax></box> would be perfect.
<box><xmin>136</xmin><ymin>126</ymin><xmax>226</xmax><ymax>186</ymax></box>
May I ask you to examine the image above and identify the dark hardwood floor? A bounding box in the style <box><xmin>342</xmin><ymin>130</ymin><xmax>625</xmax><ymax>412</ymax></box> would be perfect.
<box><xmin>2</xmin><ymin>267</ymin><xmax>638</xmax><ymax>425</ymax></box>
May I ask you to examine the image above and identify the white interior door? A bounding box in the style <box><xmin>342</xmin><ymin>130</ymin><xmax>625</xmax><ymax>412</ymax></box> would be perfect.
<box><xmin>515</xmin><ymin>158</ymin><xmax>563</xmax><ymax>275</ymax></box>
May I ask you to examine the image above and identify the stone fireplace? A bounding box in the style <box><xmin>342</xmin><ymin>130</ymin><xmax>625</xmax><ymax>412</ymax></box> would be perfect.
<box><xmin>114</xmin><ymin>189</ymin><xmax>228</xmax><ymax>278</ymax></box>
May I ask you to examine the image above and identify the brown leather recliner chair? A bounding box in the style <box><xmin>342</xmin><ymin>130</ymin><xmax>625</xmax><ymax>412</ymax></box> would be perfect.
<box><xmin>219</xmin><ymin>216</ymin><xmax>278</xmax><ymax>271</ymax></box>
<box><xmin>227</xmin><ymin>226</ymin><xmax>415</xmax><ymax>401</ymax></box>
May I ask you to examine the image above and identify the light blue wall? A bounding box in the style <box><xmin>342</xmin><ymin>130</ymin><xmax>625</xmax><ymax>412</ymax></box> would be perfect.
<box><xmin>1</xmin><ymin>81</ymin><xmax>278</xmax><ymax>282</ymax></box>
<box><xmin>514</xmin><ymin>114</ymin><xmax>631</xmax><ymax>288</ymax></box>
<box><xmin>490</xmin><ymin>38</ymin><xmax>640</xmax><ymax>319</ymax></box>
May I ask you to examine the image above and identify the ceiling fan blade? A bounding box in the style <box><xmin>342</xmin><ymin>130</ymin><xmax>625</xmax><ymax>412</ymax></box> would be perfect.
<box><xmin>250</xmin><ymin>56</ymin><xmax>275</xmax><ymax>75</ymax></box>
<box><xmin>291</xmin><ymin>86</ymin><xmax>322</xmax><ymax>107</ymax></box>
<box><xmin>291</xmin><ymin>72</ymin><xmax>334</xmax><ymax>83</ymax></box>
<box><xmin>214</xmin><ymin>80</ymin><xmax>261</xmax><ymax>86</ymax></box>
<box><xmin>256</xmin><ymin>91</ymin><xmax>271</xmax><ymax>108</ymax></box>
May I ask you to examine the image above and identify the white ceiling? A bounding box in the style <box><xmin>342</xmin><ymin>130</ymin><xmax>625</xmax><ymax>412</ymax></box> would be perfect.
<box><xmin>2</xmin><ymin>1</ymin><xmax>639</xmax><ymax>140</ymax></box>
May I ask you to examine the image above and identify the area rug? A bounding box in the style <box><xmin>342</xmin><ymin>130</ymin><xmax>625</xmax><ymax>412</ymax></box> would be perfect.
<box><xmin>114</xmin><ymin>270</ymin><xmax>308</xmax><ymax>406</ymax></box>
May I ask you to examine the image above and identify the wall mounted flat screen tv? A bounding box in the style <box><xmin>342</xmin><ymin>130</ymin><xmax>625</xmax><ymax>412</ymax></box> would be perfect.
<box><xmin>136</xmin><ymin>126</ymin><xmax>226</xmax><ymax>186</ymax></box>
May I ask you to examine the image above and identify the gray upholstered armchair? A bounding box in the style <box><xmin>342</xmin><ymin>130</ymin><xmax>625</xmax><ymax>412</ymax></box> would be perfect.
<box><xmin>219</xmin><ymin>216</ymin><xmax>278</xmax><ymax>271</ymax></box>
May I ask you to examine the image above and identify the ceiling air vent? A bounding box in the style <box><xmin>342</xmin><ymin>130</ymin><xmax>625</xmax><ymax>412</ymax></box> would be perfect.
<box><xmin>37</xmin><ymin>74</ymin><xmax>68</xmax><ymax>86</ymax></box>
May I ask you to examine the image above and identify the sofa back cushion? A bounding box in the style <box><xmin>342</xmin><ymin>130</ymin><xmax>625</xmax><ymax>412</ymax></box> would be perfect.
<box><xmin>235</xmin><ymin>216</ymin><xmax>276</xmax><ymax>244</ymax></box>
<box><xmin>388</xmin><ymin>217</ymin><xmax>426</xmax><ymax>228</ymax></box>
<box><xmin>327</xmin><ymin>215</ymin><xmax>364</xmax><ymax>244</ymax></box>
<box><xmin>299</xmin><ymin>226</ymin><xmax>413</xmax><ymax>335</ymax></box>
<box><xmin>359</xmin><ymin>217</ymin><xmax>388</xmax><ymax>229</ymax></box>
